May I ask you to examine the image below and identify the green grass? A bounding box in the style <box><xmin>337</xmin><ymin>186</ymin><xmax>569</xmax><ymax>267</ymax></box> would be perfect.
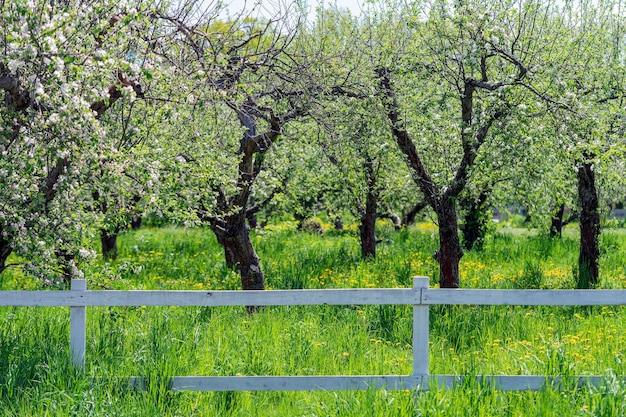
<box><xmin>1</xmin><ymin>222</ymin><xmax>626</xmax><ymax>416</ymax></box>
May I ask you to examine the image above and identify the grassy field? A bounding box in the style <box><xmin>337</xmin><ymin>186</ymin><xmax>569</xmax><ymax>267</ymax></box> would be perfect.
<box><xmin>1</xmin><ymin>221</ymin><xmax>626</xmax><ymax>416</ymax></box>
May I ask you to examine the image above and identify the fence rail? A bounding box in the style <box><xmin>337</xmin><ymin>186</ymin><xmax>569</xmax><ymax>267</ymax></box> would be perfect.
<box><xmin>2</xmin><ymin>277</ymin><xmax>626</xmax><ymax>392</ymax></box>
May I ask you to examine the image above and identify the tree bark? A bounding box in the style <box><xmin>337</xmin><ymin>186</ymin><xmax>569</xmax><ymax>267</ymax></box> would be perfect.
<box><xmin>379</xmin><ymin>205</ymin><xmax>402</xmax><ymax>230</ymax></box>
<box><xmin>550</xmin><ymin>204</ymin><xmax>578</xmax><ymax>238</ymax></box>
<box><xmin>358</xmin><ymin>159</ymin><xmax>380</xmax><ymax>258</ymax></box>
<box><xmin>385</xmin><ymin>212</ymin><xmax>402</xmax><ymax>230</ymax></box>
<box><xmin>577</xmin><ymin>160</ymin><xmax>600</xmax><ymax>288</ymax></box>
<box><xmin>130</xmin><ymin>216</ymin><xmax>142</xmax><ymax>230</ymax></box>
<box><xmin>402</xmin><ymin>200</ymin><xmax>428</xmax><ymax>227</ymax></box>
<box><xmin>0</xmin><ymin>234</ymin><xmax>13</xmax><ymax>273</ymax></box>
<box><xmin>460</xmin><ymin>190</ymin><xmax>490</xmax><ymax>251</ymax></box>
<box><xmin>359</xmin><ymin>185</ymin><xmax>378</xmax><ymax>259</ymax></box>
<box><xmin>434</xmin><ymin>196</ymin><xmax>463</xmax><ymax>288</ymax></box>
<box><xmin>211</xmin><ymin>220</ymin><xmax>265</xmax><ymax>291</ymax></box>
<box><xmin>359</xmin><ymin>214</ymin><xmax>377</xmax><ymax>258</ymax></box>
<box><xmin>101</xmin><ymin>229</ymin><xmax>119</xmax><ymax>261</ymax></box>
<box><xmin>55</xmin><ymin>249</ymin><xmax>75</xmax><ymax>284</ymax></box>
<box><xmin>246</xmin><ymin>211</ymin><xmax>259</xmax><ymax>229</ymax></box>
<box><xmin>202</xmin><ymin>95</ymin><xmax>293</xmax><ymax>292</ymax></box>
<box><xmin>214</xmin><ymin>230</ymin><xmax>237</xmax><ymax>268</ymax></box>
<box><xmin>550</xmin><ymin>203</ymin><xmax>566</xmax><ymax>238</ymax></box>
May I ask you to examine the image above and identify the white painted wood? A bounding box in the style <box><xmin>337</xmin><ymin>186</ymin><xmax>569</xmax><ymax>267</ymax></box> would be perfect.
<box><xmin>3</xmin><ymin>288</ymin><xmax>626</xmax><ymax>307</ymax></box>
<box><xmin>413</xmin><ymin>277</ymin><xmax>429</xmax><ymax>382</ymax></box>
<box><xmin>69</xmin><ymin>279</ymin><xmax>86</xmax><ymax>368</ymax></box>
<box><xmin>168</xmin><ymin>375</ymin><xmax>424</xmax><ymax>391</ymax></box>
<box><xmin>0</xmin><ymin>288</ymin><xmax>418</xmax><ymax>307</ymax></box>
<box><xmin>5</xmin><ymin>283</ymin><xmax>626</xmax><ymax>391</ymax></box>
<box><xmin>123</xmin><ymin>375</ymin><xmax>614</xmax><ymax>392</ymax></box>
<box><xmin>0</xmin><ymin>291</ymin><xmax>72</xmax><ymax>306</ymax></box>
<box><xmin>432</xmin><ymin>375</ymin><xmax>609</xmax><ymax>391</ymax></box>
<box><xmin>422</xmin><ymin>289</ymin><xmax>626</xmax><ymax>306</ymax></box>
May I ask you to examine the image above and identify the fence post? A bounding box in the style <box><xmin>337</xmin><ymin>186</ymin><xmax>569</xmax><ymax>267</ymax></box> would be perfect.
<box><xmin>413</xmin><ymin>276</ymin><xmax>429</xmax><ymax>390</ymax></box>
<box><xmin>70</xmin><ymin>279</ymin><xmax>86</xmax><ymax>369</ymax></box>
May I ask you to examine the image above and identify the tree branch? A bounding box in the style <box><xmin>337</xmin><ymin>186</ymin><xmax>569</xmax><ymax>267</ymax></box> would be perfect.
<box><xmin>376</xmin><ymin>66</ymin><xmax>439</xmax><ymax>206</ymax></box>
<box><xmin>247</xmin><ymin>184</ymin><xmax>282</xmax><ymax>216</ymax></box>
<box><xmin>447</xmin><ymin>106</ymin><xmax>508</xmax><ymax>198</ymax></box>
<box><xmin>0</xmin><ymin>62</ymin><xmax>34</xmax><ymax>111</ymax></box>
<box><xmin>90</xmin><ymin>70</ymin><xmax>144</xmax><ymax>118</ymax></box>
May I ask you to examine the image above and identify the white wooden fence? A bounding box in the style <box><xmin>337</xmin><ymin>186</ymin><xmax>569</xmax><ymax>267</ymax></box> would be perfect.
<box><xmin>2</xmin><ymin>276</ymin><xmax>626</xmax><ymax>392</ymax></box>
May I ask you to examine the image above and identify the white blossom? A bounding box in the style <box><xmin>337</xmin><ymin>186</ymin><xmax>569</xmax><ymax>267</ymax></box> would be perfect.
<box><xmin>48</xmin><ymin>113</ymin><xmax>60</xmax><ymax>124</ymax></box>
<box><xmin>8</xmin><ymin>59</ymin><xmax>22</xmax><ymax>72</ymax></box>
<box><xmin>47</xmin><ymin>37</ymin><xmax>58</xmax><ymax>54</ymax></box>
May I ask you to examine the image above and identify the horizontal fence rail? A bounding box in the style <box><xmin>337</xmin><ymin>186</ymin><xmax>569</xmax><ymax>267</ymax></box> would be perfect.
<box><xmin>2</xmin><ymin>277</ymin><xmax>626</xmax><ymax>392</ymax></box>
<box><xmin>3</xmin><ymin>289</ymin><xmax>625</xmax><ymax>307</ymax></box>
<box><xmin>0</xmin><ymin>288</ymin><xmax>419</xmax><ymax>307</ymax></box>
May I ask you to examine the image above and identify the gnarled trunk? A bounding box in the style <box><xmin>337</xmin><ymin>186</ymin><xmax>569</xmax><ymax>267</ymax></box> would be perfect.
<box><xmin>101</xmin><ymin>229</ymin><xmax>119</xmax><ymax>261</ymax></box>
<box><xmin>577</xmin><ymin>160</ymin><xmax>600</xmax><ymax>288</ymax></box>
<box><xmin>434</xmin><ymin>197</ymin><xmax>463</xmax><ymax>288</ymax></box>
<box><xmin>377</xmin><ymin>68</ymin><xmax>495</xmax><ymax>289</ymax></box>
<box><xmin>212</xmin><ymin>220</ymin><xmax>265</xmax><ymax>291</ymax></box>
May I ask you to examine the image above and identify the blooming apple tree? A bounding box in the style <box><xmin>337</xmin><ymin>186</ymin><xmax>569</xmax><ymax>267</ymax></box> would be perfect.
<box><xmin>0</xmin><ymin>0</ymin><xmax>156</xmax><ymax>281</ymax></box>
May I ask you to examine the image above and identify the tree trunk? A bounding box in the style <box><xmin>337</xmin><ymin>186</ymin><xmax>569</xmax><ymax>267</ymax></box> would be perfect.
<box><xmin>246</xmin><ymin>211</ymin><xmax>259</xmax><ymax>229</ymax></box>
<box><xmin>294</xmin><ymin>212</ymin><xmax>306</xmax><ymax>230</ymax></box>
<box><xmin>359</xmin><ymin>187</ymin><xmax>378</xmax><ymax>259</ymax></box>
<box><xmin>101</xmin><ymin>229</ymin><xmax>119</xmax><ymax>261</ymax></box>
<box><xmin>215</xmin><ymin>232</ymin><xmax>237</xmax><ymax>268</ymax></box>
<box><xmin>577</xmin><ymin>160</ymin><xmax>600</xmax><ymax>288</ymax></box>
<box><xmin>380</xmin><ymin>211</ymin><xmax>402</xmax><ymax>230</ymax></box>
<box><xmin>212</xmin><ymin>220</ymin><xmax>265</xmax><ymax>291</ymax></box>
<box><xmin>377</xmin><ymin>66</ymin><xmax>506</xmax><ymax>289</ymax></box>
<box><xmin>434</xmin><ymin>196</ymin><xmax>463</xmax><ymax>288</ymax></box>
<box><xmin>402</xmin><ymin>200</ymin><xmax>428</xmax><ymax>227</ymax></box>
<box><xmin>460</xmin><ymin>190</ymin><xmax>490</xmax><ymax>251</ymax></box>
<box><xmin>55</xmin><ymin>249</ymin><xmax>75</xmax><ymax>284</ymax></box>
<box><xmin>550</xmin><ymin>205</ymin><xmax>578</xmax><ymax>238</ymax></box>
<box><xmin>130</xmin><ymin>216</ymin><xmax>142</xmax><ymax>230</ymax></box>
<box><xmin>0</xmin><ymin>235</ymin><xmax>13</xmax><ymax>273</ymax></box>
<box><xmin>550</xmin><ymin>203</ymin><xmax>566</xmax><ymax>238</ymax></box>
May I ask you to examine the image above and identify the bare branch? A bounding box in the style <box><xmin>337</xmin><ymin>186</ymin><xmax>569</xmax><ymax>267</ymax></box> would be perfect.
<box><xmin>518</xmin><ymin>81</ymin><xmax>577</xmax><ymax>113</ymax></box>
<box><xmin>90</xmin><ymin>70</ymin><xmax>144</xmax><ymax>118</ymax></box>
<box><xmin>376</xmin><ymin>66</ymin><xmax>439</xmax><ymax>206</ymax></box>
<box><xmin>466</xmin><ymin>78</ymin><xmax>505</xmax><ymax>91</ymax></box>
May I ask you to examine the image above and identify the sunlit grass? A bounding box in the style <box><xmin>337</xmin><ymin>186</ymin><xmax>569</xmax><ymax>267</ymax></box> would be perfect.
<box><xmin>1</xmin><ymin>222</ymin><xmax>626</xmax><ymax>415</ymax></box>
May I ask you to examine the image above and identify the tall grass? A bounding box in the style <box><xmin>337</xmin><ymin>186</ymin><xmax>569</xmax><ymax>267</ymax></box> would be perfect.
<box><xmin>1</xmin><ymin>222</ymin><xmax>626</xmax><ymax>416</ymax></box>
